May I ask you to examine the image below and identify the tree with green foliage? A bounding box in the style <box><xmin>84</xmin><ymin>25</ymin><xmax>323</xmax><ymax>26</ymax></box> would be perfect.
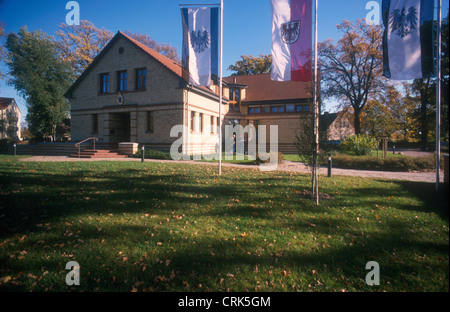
<box><xmin>409</xmin><ymin>77</ymin><xmax>436</xmax><ymax>148</ymax></box>
<box><xmin>5</xmin><ymin>27</ymin><xmax>73</xmax><ymax>141</ymax></box>
<box><xmin>440</xmin><ymin>12</ymin><xmax>449</xmax><ymax>142</ymax></box>
<box><xmin>228</xmin><ymin>54</ymin><xmax>272</xmax><ymax>76</ymax></box>
<box><xmin>406</xmin><ymin>12</ymin><xmax>449</xmax><ymax>148</ymax></box>
<box><xmin>0</xmin><ymin>21</ymin><xmax>7</xmax><ymax>89</ymax></box>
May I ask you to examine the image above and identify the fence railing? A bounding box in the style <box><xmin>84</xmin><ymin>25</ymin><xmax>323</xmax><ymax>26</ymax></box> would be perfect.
<box><xmin>74</xmin><ymin>137</ymin><xmax>98</xmax><ymax>158</ymax></box>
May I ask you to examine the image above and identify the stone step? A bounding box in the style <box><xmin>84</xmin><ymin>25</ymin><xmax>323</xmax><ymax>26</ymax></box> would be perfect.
<box><xmin>69</xmin><ymin>154</ymin><xmax>129</xmax><ymax>158</ymax></box>
<box><xmin>69</xmin><ymin>148</ymin><xmax>129</xmax><ymax>158</ymax></box>
<box><xmin>13</xmin><ymin>142</ymin><xmax>134</xmax><ymax>158</ymax></box>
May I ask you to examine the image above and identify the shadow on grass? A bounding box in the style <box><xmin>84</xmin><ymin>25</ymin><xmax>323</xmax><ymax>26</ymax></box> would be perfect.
<box><xmin>388</xmin><ymin>180</ymin><xmax>449</xmax><ymax>221</ymax></box>
<box><xmin>336</xmin><ymin>179</ymin><xmax>449</xmax><ymax>221</ymax></box>
<box><xmin>0</xmin><ymin>162</ymin><xmax>318</xmax><ymax>237</ymax></box>
<box><xmin>0</xmin><ymin>159</ymin><xmax>448</xmax><ymax>291</ymax></box>
<box><xmin>2</xmin><ymin>218</ymin><xmax>447</xmax><ymax>291</ymax></box>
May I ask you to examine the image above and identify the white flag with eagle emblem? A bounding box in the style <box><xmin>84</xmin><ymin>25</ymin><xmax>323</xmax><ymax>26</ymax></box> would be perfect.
<box><xmin>382</xmin><ymin>0</ymin><xmax>435</xmax><ymax>80</ymax></box>
<box><xmin>181</xmin><ymin>7</ymin><xmax>219</xmax><ymax>87</ymax></box>
<box><xmin>271</xmin><ymin>0</ymin><xmax>312</xmax><ymax>82</ymax></box>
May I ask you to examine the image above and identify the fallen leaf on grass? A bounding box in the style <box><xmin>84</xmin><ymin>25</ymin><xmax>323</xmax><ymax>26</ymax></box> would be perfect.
<box><xmin>0</xmin><ymin>276</ymin><xmax>11</xmax><ymax>284</ymax></box>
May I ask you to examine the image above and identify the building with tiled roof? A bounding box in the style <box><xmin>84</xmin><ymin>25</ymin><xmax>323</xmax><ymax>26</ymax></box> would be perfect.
<box><xmin>0</xmin><ymin>97</ymin><xmax>21</xmax><ymax>141</ymax></box>
<box><xmin>66</xmin><ymin>31</ymin><xmax>314</xmax><ymax>155</ymax></box>
<box><xmin>319</xmin><ymin>110</ymin><xmax>355</xmax><ymax>143</ymax></box>
<box><xmin>222</xmin><ymin>74</ymin><xmax>313</xmax><ymax>153</ymax></box>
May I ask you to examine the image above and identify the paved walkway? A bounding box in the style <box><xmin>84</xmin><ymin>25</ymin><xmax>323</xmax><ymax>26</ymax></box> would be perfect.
<box><xmin>19</xmin><ymin>156</ymin><xmax>444</xmax><ymax>183</ymax></box>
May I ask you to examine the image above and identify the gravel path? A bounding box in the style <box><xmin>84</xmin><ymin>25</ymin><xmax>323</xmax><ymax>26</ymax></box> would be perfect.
<box><xmin>19</xmin><ymin>156</ymin><xmax>444</xmax><ymax>183</ymax></box>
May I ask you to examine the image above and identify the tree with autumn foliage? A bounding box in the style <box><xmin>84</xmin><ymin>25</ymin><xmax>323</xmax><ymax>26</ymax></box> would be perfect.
<box><xmin>122</xmin><ymin>30</ymin><xmax>179</xmax><ymax>63</ymax></box>
<box><xmin>319</xmin><ymin>19</ymin><xmax>384</xmax><ymax>135</ymax></box>
<box><xmin>56</xmin><ymin>20</ymin><xmax>114</xmax><ymax>77</ymax></box>
<box><xmin>56</xmin><ymin>21</ymin><xmax>180</xmax><ymax>78</ymax></box>
<box><xmin>360</xmin><ymin>83</ymin><xmax>417</xmax><ymax>141</ymax></box>
<box><xmin>228</xmin><ymin>54</ymin><xmax>272</xmax><ymax>76</ymax></box>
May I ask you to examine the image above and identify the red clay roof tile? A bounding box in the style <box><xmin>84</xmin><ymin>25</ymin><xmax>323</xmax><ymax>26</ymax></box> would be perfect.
<box><xmin>223</xmin><ymin>74</ymin><xmax>312</xmax><ymax>102</ymax></box>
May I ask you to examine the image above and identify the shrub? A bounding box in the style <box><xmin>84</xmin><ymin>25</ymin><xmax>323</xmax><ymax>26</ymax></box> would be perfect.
<box><xmin>133</xmin><ymin>149</ymin><xmax>173</xmax><ymax>160</ymax></box>
<box><xmin>0</xmin><ymin>139</ymin><xmax>9</xmax><ymax>154</ymax></box>
<box><xmin>340</xmin><ymin>135</ymin><xmax>377</xmax><ymax>156</ymax></box>
<box><xmin>326</xmin><ymin>154</ymin><xmax>442</xmax><ymax>172</ymax></box>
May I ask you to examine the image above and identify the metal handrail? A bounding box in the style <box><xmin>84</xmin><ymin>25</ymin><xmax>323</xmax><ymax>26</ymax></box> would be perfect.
<box><xmin>74</xmin><ymin>137</ymin><xmax>98</xmax><ymax>158</ymax></box>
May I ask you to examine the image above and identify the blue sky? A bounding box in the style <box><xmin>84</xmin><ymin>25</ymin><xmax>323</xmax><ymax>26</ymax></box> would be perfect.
<box><xmin>0</xmin><ymin>0</ymin><xmax>448</xmax><ymax>120</ymax></box>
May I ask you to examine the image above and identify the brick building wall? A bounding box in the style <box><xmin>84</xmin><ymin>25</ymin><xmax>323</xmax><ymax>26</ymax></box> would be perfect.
<box><xmin>67</xmin><ymin>32</ymin><xmax>313</xmax><ymax>157</ymax></box>
<box><xmin>68</xmin><ymin>33</ymin><xmax>226</xmax><ymax>155</ymax></box>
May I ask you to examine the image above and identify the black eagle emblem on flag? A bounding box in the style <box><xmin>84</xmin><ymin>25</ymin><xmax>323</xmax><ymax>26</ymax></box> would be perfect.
<box><xmin>389</xmin><ymin>6</ymin><xmax>418</xmax><ymax>38</ymax></box>
<box><xmin>190</xmin><ymin>30</ymin><xmax>210</xmax><ymax>53</ymax></box>
<box><xmin>281</xmin><ymin>20</ymin><xmax>301</xmax><ymax>44</ymax></box>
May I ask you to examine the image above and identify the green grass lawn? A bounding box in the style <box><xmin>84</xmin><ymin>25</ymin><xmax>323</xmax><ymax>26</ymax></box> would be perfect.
<box><xmin>196</xmin><ymin>152</ymin><xmax>259</xmax><ymax>165</ymax></box>
<box><xmin>0</xmin><ymin>155</ymin><xmax>448</xmax><ymax>292</ymax></box>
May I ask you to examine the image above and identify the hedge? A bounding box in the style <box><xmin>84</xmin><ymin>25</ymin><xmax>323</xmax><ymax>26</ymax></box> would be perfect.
<box><xmin>132</xmin><ymin>149</ymin><xmax>173</xmax><ymax>160</ymax></box>
<box><xmin>326</xmin><ymin>154</ymin><xmax>442</xmax><ymax>172</ymax></box>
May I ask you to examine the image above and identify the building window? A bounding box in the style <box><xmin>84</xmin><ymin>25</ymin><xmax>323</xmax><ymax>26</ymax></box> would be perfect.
<box><xmin>211</xmin><ymin>115</ymin><xmax>215</xmax><ymax>134</ymax></box>
<box><xmin>147</xmin><ymin>111</ymin><xmax>154</xmax><ymax>133</ymax></box>
<box><xmin>199</xmin><ymin>113</ymin><xmax>204</xmax><ymax>133</ymax></box>
<box><xmin>92</xmin><ymin>114</ymin><xmax>98</xmax><ymax>135</ymax></box>
<box><xmin>286</xmin><ymin>104</ymin><xmax>295</xmax><ymax>113</ymax></box>
<box><xmin>136</xmin><ymin>68</ymin><xmax>146</xmax><ymax>90</ymax></box>
<box><xmin>296</xmin><ymin>105</ymin><xmax>303</xmax><ymax>112</ymax></box>
<box><xmin>229</xmin><ymin>88</ymin><xmax>240</xmax><ymax>111</ymax></box>
<box><xmin>248</xmin><ymin>106</ymin><xmax>260</xmax><ymax>114</ymax></box>
<box><xmin>271</xmin><ymin>105</ymin><xmax>284</xmax><ymax>113</ymax></box>
<box><xmin>117</xmin><ymin>70</ymin><xmax>127</xmax><ymax>91</ymax></box>
<box><xmin>261</xmin><ymin>105</ymin><xmax>270</xmax><ymax>113</ymax></box>
<box><xmin>191</xmin><ymin>111</ymin><xmax>195</xmax><ymax>132</ymax></box>
<box><xmin>100</xmin><ymin>73</ymin><xmax>109</xmax><ymax>93</ymax></box>
<box><xmin>303</xmin><ymin>105</ymin><xmax>310</xmax><ymax>112</ymax></box>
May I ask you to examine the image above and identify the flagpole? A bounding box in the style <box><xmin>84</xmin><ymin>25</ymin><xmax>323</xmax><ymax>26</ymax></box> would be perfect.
<box><xmin>218</xmin><ymin>0</ymin><xmax>223</xmax><ymax>176</ymax></box>
<box><xmin>436</xmin><ymin>0</ymin><xmax>442</xmax><ymax>192</ymax></box>
<box><xmin>313</xmin><ymin>0</ymin><xmax>319</xmax><ymax>206</ymax></box>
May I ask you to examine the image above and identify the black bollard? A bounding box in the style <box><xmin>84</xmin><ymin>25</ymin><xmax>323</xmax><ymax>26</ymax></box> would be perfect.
<box><xmin>141</xmin><ymin>145</ymin><xmax>145</xmax><ymax>163</ymax></box>
<box><xmin>327</xmin><ymin>153</ymin><xmax>332</xmax><ymax>177</ymax></box>
<box><xmin>13</xmin><ymin>143</ymin><xmax>16</xmax><ymax>156</ymax></box>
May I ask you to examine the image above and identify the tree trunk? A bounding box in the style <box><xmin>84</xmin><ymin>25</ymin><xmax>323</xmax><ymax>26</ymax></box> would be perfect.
<box><xmin>419</xmin><ymin>99</ymin><xmax>428</xmax><ymax>150</ymax></box>
<box><xmin>354</xmin><ymin>108</ymin><xmax>362</xmax><ymax>135</ymax></box>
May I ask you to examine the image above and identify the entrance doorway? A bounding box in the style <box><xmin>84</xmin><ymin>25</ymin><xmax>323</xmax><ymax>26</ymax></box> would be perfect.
<box><xmin>108</xmin><ymin>112</ymin><xmax>130</xmax><ymax>143</ymax></box>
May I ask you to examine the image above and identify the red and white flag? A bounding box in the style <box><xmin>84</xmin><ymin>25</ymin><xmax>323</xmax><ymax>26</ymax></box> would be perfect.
<box><xmin>271</xmin><ymin>0</ymin><xmax>312</xmax><ymax>82</ymax></box>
